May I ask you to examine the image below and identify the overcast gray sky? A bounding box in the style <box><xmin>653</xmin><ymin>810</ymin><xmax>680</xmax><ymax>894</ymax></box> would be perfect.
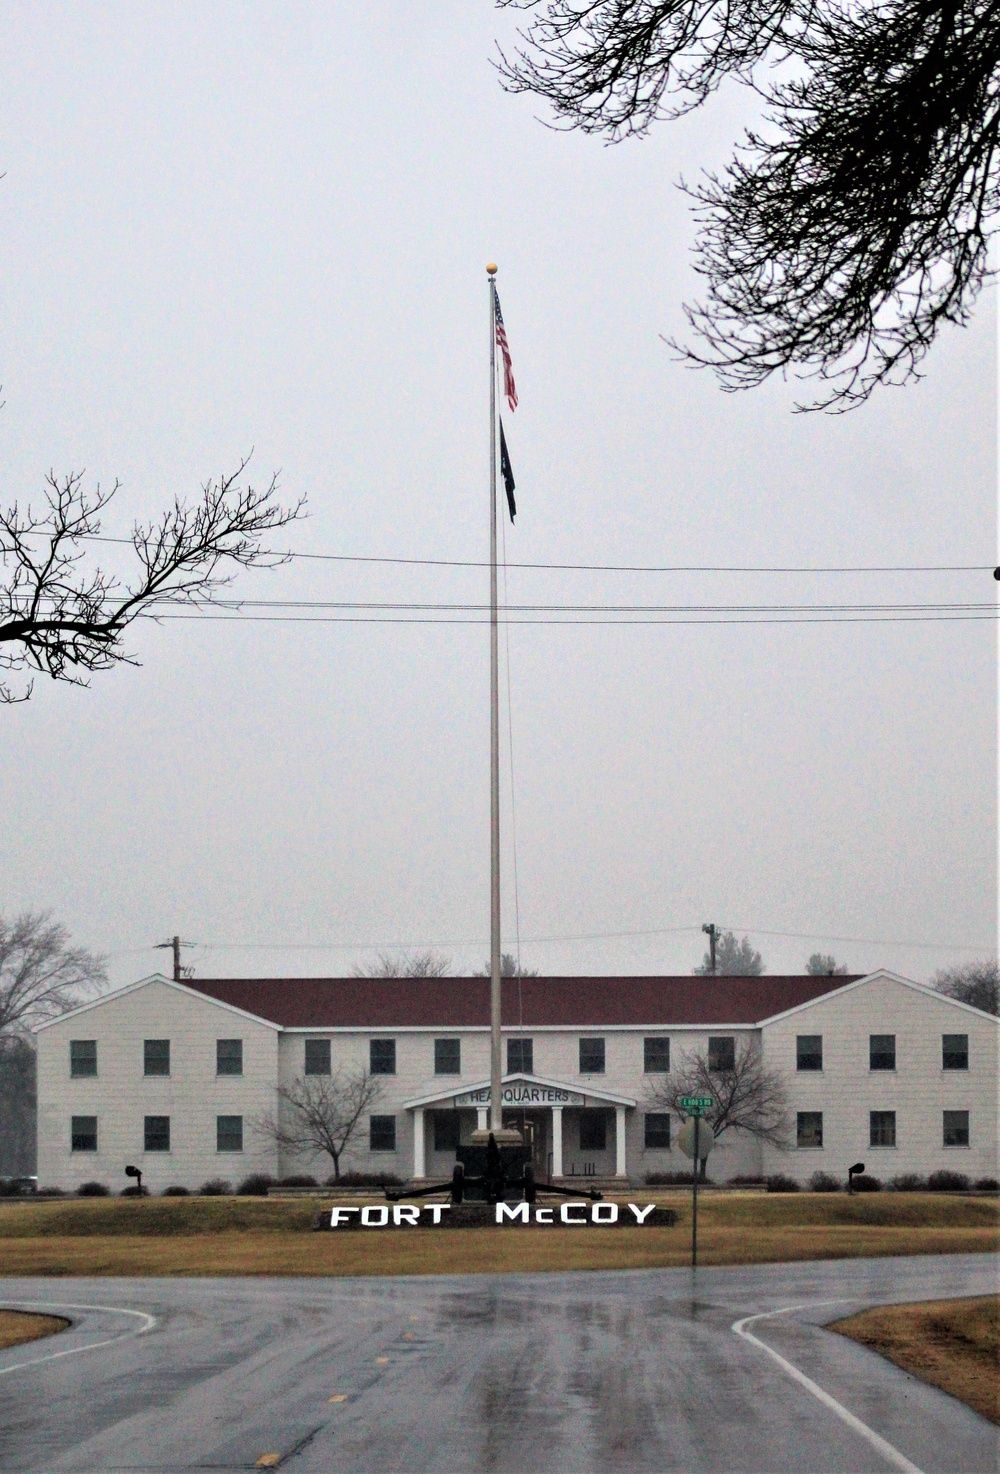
<box><xmin>1</xmin><ymin>2</ymin><xmax>996</xmax><ymax>990</ymax></box>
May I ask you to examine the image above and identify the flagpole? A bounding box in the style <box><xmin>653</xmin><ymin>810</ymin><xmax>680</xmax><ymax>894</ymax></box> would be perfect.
<box><xmin>487</xmin><ymin>263</ymin><xmax>503</xmax><ymax>1137</ymax></box>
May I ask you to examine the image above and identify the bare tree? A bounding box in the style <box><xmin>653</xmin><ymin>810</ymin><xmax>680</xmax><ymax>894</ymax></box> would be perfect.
<box><xmin>474</xmin><ymin>952</ymin><xmax>539</xmax><ymax>977</ymax></box>
<box><xmin>648</xmin><ymin>1038</ymin><xmax>790</xmax><ymax>1148</ymax></box>
<box><xmin>498</xmin><ymin>0</ymin><xmax>1000</xmax><ymax>409</ymax></box>
<box><xmin>1</xmin><ymin>456</ymin><xmax>304</xmax><ymax>702</ymax></box>
<box><xmin>805</xmin><ymin>953</ymin><xmax>849</xmax><ymax>976</ymax></box>
<box><xmin>0</xmin><ymin>911</ymin><xmax>107</xmax><ymax>1038</ymax></box>
<box><xmin>253</xmin><ymin>1070</ymin><xmax>384</xmax><ymax>1181</ymax></box>
<box><xmin>694</xmin><ymin>930</ymin><xmax>764</xmax><ymax>975</ymax></box>
<box><xmin>351</xmin><ymin>952</ymin><xmax>452</xmax><ymax>978</ymax></box>
<box><xmin>932</xmin><ymin>958</ymin><xmax>998</xmax><ymax>1015</ymax></box>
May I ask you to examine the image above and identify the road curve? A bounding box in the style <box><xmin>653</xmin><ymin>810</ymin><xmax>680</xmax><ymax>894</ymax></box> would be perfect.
<box><xmin>0</xmin><ymin>1254</ymin><xmax>996</xmax><ymax>1473</ymax></box>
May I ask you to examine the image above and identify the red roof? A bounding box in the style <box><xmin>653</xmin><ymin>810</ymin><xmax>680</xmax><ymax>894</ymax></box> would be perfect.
<box><xmin>184</xmin><ymin>975</ymin><xmax>858</xmax><ymax>1028</ymax></box>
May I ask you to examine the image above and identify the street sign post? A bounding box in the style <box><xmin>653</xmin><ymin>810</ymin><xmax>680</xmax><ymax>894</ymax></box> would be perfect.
<box><xmin>678</xmin><ymin>1105</ymin><xmax>715</xmax><ymax>1268</ymax></box>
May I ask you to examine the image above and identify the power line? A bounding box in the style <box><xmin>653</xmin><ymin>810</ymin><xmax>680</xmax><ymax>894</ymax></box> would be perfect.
<box><xmin>148</xmin><ymin>610</ymin><xmax>996</xmax><ymax>626</ymax></box>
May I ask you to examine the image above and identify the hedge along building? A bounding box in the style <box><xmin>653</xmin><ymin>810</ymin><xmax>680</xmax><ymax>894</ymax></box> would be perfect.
<box><xmin>34</xmin><ymin>970</ymin><xmax>998</xmax><ymax>1192</ymax></box>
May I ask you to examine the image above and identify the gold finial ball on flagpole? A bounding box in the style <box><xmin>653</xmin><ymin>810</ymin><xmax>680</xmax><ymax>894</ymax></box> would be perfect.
<box><xmin>486</xmin><ymin>262</ymin><xmax>497</xmax><ymax>275</ymax></box>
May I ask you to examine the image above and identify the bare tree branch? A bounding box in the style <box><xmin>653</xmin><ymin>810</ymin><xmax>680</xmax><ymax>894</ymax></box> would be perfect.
<box><xmin>252</xmin><ymin>1070</ymin><xmax>384</xmax><ymax>1181</ymax></box>
<box><xmin>0</xmin><ymin>456</ymin><xmax>305</xmax><ymax>702</ymax></box>
<box><xmin>351</xmin><ymin>952</ymin><xmax>453</xmax><ymax>978</ymax></box>
<box><xmin>647</xmin><ymin>1038</ymin><xmax>791</xmax><ymax>1145</ymax></box>
<box><xmin>932</xmin><ymin>958</ymin><xmax>998</xmax><ymax>1014</ymax></box>
<box><xmin>0</xmin><ymin>911</ymin><xmax>107</xmax><ymax>1038</ymax></box>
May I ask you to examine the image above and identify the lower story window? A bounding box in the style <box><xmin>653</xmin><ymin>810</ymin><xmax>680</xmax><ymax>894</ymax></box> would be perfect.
<box><xmin>217</xmin><ymin>1115</ymin><xmax>243</xmax><ymax>1152</ymax></box>
<box><xmin>869</xmin><ymin>1111</ymin><xmax>896</xmax><ymax>1148</ymax></box>
<box><xmin>943</xmin><ymin>1110</ymin><xmax>969</xmax><ymax>1147</ymax></box>
<box><xmin>579</xmin><ymin>1111</ymin><xmax>607</xmax><ymax>1152</ymax></box>
<box><xmin>144</xmin><ymin>1115</ymin><xmax>171</xmax><ymax>1152</ymax></box>
<box><xmin>370</xmin><ymin>1115</ymin><xmax>396</xmax><ymax>1152</ymax></box>
<box><xmin>797</xmin><ymin>1112</ymin><xmax>823</xmax><ymax>1149</ymax></box>
<box><xmin>433</xmin><ymin>1112</ymin><xmax>461</xmax><ymax>1152</ymax></box>
<box><xmin>71</xmin><ymin>1115</ymin><xmax>97</xmax><ymax>1152</ymax></box>
<box><xmin>644</xmin><ymin>1113</ymin><xmax>671</xmax><ymax>1149</ymax></box>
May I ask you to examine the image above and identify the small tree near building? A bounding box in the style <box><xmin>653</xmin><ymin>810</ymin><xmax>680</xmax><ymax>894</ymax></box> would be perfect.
<box><xmin>351</xmin><ymin>952</ymin><xmax>451</xmax><ymax>978</ymax></box>
<box><xmin>474</xmin><ymin>953</ymin><xmax>539</xmax><ymax>978</ymax></box>
<box><xmin>694</xmin><ymin>931</ymin><xmax>764</xmax><ymax>976</ymax></box>
<box><xmin>805</xmin><ymin>953</ymin><xmax>848</xmax><ymax>977</ymax></box>
<box><xmin>0</xmin><ymin>911</ymin><xmax>107</xmax><ymax>1038</ymax></box>
<box><xmin>254</xmin><ymin>1069</ymin><xmax>384</xmax><ymax>1182</ymax></box>
<box><xmin>932</xmin><ymin>959</ymin><xmax>998</xmax><ymax>1016</ymax></box>
<box><xmin>647</xmin><ymin>1039</ymin><xmax>790</xmax><ymax>1175</ymax></box>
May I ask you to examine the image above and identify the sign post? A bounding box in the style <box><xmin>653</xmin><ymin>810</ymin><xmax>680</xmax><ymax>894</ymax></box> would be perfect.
<box><xmin>678</xmin><ymin>1097</ymin><xmax>715</xmax><ymax>1268</ymax></box>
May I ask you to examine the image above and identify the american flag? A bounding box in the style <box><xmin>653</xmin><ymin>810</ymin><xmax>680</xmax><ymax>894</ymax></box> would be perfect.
<box><xmin>494</xmin><ymin>288</ymin><xmax>518</xmax><ymax>412</ymax></box>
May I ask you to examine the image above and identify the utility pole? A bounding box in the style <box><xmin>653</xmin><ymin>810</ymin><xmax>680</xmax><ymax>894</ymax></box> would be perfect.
<box><xmin>154</xmin><ymin>935</ymin><xmax>195</xmax><ymax>982</ymax></box>
<box><xmin>701</xmin><ymin>923</ymin><xmax>720</xmax><ymax>976</ymax></box>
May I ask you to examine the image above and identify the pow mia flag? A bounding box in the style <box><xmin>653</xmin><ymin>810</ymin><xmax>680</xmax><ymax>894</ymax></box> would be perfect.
<box><xmin>499</xmin><ymin>417</ymin><xmax>516</xmax><ymax>523</ymax></box>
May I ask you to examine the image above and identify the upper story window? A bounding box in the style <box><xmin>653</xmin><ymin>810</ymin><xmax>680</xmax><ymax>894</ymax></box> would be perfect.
<box><xmin>643</xmin><ymin>1038</ymin><xmax>670</xmax><ymax>1074</ymax></box>
<box><xmin>370</xmin><ymin>1039</ymin><xmax>396</xmax><ymax>1075</ymax></box>
<box><xmin>942</xmin><ymin>1034</ymin><xmax>968</xmax><ymax>1071</ymax></box>
<box><xmin>216</xmin><ymin>1039</ymin><xmax>243</xmax><ymax>1076</ymax></box>
<box><xmin>71</xmin><ymin>1115</ymin><xmax>98</xmax><ymax>1151</ymax></box>
<box><xmin>305</xmin><ymin>1039</ymin><xmax>331</xmax><ymax>1075</ymax></box>
<box><xmin>869</xmin><ymin>1035</ymin><xmax>896</xmax><ymax>1071</ymax></box>
<box><xmin>434</xmin><ymin>1038</ymin><xmax>461</xmax><ymax>1075</ymax></box>
<box><xmin>796</xmin><ymin>1035</ymin><xmax>823</xmax><ymax>1071</ymax></box>
<box><xmin>70</xmin><ymin>1040</ymin><xmax>97</xmax><ymax>1078</ymax></box>
<box><xmin>144</xmin><ymin>1039</ymin><xmax>170</xmax><ymax>1076</ymax></box>
<box><xmin>507</xmin><ymin>1037</ymin><xmax>533</xmax><ymax>1074</ymax></box>
<box><xmin>708</xmin><ymin>1037</ymin><xmax>735</xmax><ymax>1073</ymax></box>
<box><xmin>579</xmin><ymin>1037</ymin><xmax>605</xmax><ymax>1074</ymax></box>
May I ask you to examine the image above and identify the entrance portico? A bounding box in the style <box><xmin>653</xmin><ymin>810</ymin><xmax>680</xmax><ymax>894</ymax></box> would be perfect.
<box><xmin>402</xmin><ymin>1073</ymin><xmax>636</xmax><ymax>1182</ymax></box>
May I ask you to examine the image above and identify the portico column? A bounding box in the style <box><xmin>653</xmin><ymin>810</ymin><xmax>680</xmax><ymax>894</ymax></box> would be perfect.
<box><xmin>615</xmin><ymin>1105</ymin><xmax>627</xmax><ymax>1178</ymax></box>
<box><xmin>413</xmin><ymin>1108</ymin><xmax>426</xmax><ymax>1180</ymax></box>
<box><xmin>477</xmin><ymin>1107</ymin><xmax>488</xmax><ymax>1131</ymax></box>
<box><xmin>551</xmin><ymin>1106</ymin><xmax>563</xmax><ymax>1179</ymax></box>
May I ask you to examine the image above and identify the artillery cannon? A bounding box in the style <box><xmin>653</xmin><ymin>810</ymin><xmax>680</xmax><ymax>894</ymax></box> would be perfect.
<box><xmin>385</xmin><ymin>1132</ymin><xmax>603</xmax><ymax>1205</ymax></box>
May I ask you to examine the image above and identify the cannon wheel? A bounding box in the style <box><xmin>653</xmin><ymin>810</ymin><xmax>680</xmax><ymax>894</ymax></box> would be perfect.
<box><xmin>523</xmin><ymin>1162</ymin><xmax>536</xmax><ymax>1204</ymax></box>
<box><xmin>451</xmin><ymin>1161</ymin><xmax>465</xmax><ymax>1204</ymax></box>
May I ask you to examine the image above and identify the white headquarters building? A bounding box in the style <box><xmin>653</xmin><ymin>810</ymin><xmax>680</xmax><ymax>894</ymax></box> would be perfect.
<box><xmin>35</xmin><ymin>969</ymin><xmax>997</xmax><ymax>1191</ymax></box>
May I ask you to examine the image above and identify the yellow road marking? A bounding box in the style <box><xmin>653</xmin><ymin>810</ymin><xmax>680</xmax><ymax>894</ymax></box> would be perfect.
<box><xmin>255</xmin><ymin>1457</ymin><xmax>282</xmax><ymax>1469</ymax></box>
<box><xmin>328</xmin><ymin>1394</ymin><xmax>348</xmax><ymax>1403</ymax></box>
<box><xmin>375</xmin><ymin>1356</ymin><xmax>390</xmax><ymax>1364</ymax></box>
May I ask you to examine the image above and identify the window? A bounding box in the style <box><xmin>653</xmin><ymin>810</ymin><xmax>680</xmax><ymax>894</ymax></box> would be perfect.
<box><xmin>71</xmin><ymin>1116</ymin><xmax>97</xmax><ymax>1152</ymax></box>
<box><xmin>644</xmin><ymin>1038</ymin><xmax>670</xmax><ymax>1074</ymax></box>
<box><xmin>370</xmin><ymin>1038</ymin><xmax>396</xmax><ymax>1075</ymax></box>
<box><xmin>942</xmin><ymin>1035</ymin><xmax>968</xmax><ymax>1071</ymax></box>
<box><xmin>869</xmin><ymin>1034</ymin><xmax>896</xmax><ymax>1071</ymax></box>
<box><xmin>70</xmin><ymin>1040</ymin><xmax>97</xmax><ymax>1078</ymax></box>
<box><xmin>143</xmin><ymin>1039</ymin><xmax>170</xmax><ymax>1076</ymax></box>
<box><xmin>943</xmin><ymin>1110</ymin><xmax>969</xmax><ymax>1147</ymax></box>
<box><xmin>370</xmin><ymin>1115</ymin><xmax>396</xmax><ymax>1152</ymax></box>
<box><xmin>579</xmin><ymin>1038</ymin><xmax>605</xmax><ymax>1074</ymax></box>
<box><xmin>796</xmin><ymin>1036</ymin><xmax>823</xmax><ymax>1072</ymax></box>
<box><xmin>433</xmin><ymin>1112</ymin><xmax>461</xmax><ymax>1152</ymax></box>
<box><xmin>216</xmin><ymin>1039</ymin><xmax>243</xmax><ymax>1076</ymax></box>
<box><xmin>304</xmin><ymin>1039</ymin><xmax>331</xmax><ymax>1075</ymax></box>
<box><xmin>869</xmin><ymin>1111</ymin><xmax>896</xmax><ymax>1147</ymax></box>
<box><xmin>708</xmin><ymin>1037</ymin><xmax>735</xmax><ymax>1072</ymax></box>
<box><xmin>434</xmin><ymin>1038</ymin><xmax>461</xmax><ymax>1075</ymax></box>
<box><xmin>507</xmin><ymin>1037</ymin><xmax>533</xmax><ymax>1074</ymax></box>
<box><xmin>144</xmin><ymin>1115</ymin><xmax>170</xmax><ymax>1152</ymax></box>
<box><xmin>579</xmin><ymin>1111</ymin><xmax>607</xmax><ymax>1151</ymax></box>
<box><xmin>216</xmin><ymin>1115</ymin><xmax>243</xmax><ymax>1152</ymax></box>
<box><xmin>644</xmin><ymin>1113</ymin><xmax>671</xmax><ymax>1149</ymax></box>
<box><xmin>797</xmin><ymin>1112</ymin><xmax>824</xmax><ymax>1148</ymax></box>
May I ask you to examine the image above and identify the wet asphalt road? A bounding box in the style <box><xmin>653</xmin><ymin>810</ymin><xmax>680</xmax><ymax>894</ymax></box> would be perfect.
<box><xmin>0</xmin><ymin>1254</ymin><xmax>996</xmax><ymax>1473</ymax></box>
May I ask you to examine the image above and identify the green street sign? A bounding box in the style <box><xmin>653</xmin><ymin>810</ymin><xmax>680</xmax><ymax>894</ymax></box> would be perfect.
<box><xmin>679</xmin><ymin>1096</ymin><xmax>714</xmax><ymax>1113</ymax></box>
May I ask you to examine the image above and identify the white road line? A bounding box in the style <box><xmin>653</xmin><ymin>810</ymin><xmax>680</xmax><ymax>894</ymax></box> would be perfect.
<box><xmin>732</xmin><ymin>1300</ymin><xmax>924</xmax><ymax>1474</ymax></box>
<box><xmin>0</xmin><ymin>1300</ymin><xmax>157</xmax><ymax>1377</ymax></box>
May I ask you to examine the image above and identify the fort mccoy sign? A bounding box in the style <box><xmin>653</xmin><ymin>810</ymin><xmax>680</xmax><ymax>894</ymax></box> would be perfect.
<box><xmin>316</xmin><ymin>1202</ymin><xmax>677</xmax><ymax>1230</ymax></box>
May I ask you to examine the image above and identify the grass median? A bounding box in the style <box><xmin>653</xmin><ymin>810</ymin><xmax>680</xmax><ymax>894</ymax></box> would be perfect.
<box><xmin>0</xmin><ymin>1192</ymin><xmax>995</xmax><ymax>1277</ymax></box>
<box><xmin>0</xmin><ymin>1310</ymin><xmax>70</xmax><ymax>1350</ymax></box>
<box><xmin>831</xmin><ymin>1295</ymin><xmax>999</xmax><ymax>1425</ymax></box>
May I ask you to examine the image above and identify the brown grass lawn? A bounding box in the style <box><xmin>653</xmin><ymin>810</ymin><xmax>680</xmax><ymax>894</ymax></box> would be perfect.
<box><xmin>0</xmin><ymin>1310</ymin><xmax>70</xmax><ymax>1350</ymax></box>
<box><xmin>0</xmin><ymin>1192</ymin><xmax>994</xmax><ymax>1277</ymax></box>
<box><xmin>832</xmin><ymin>1296</ymin><xmax>1000</xmax><ymax>1425</ymax></box>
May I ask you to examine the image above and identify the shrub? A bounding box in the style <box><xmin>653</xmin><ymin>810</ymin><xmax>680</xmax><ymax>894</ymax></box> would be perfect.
<box><xmin>808</xmin><ymin>1172</ymin><xmax>841</xmax><ymax>1193</ymax></box>
<box><xmin>888</xmin><ymin>1173</ymin><xmax>926</xmax><ymax>1192</ymax></box>
<box><xmin>926</xmin><ymin>1169</ymin><xmax>971</xmax><ymax>1193</ymax></box>
<box><xmin>766</xmin><ymin>1174</ymin><xmax>800</xmax><ymax>1193</ymax></box>
<box><xmin>849</xmin><ymin>1174</ymin><xmax>882</xmax><ymax>1192</ymax></box>
<box><xmin>199</xmin><ymin>1178</ymin><xmax>232</xmax><ymax>1196</ymax></box>
<box><xmin>644</xmin><ymin>1171</ymin><xmax>714</xmax><ymax>1185</ymax></box>
<box><xmin>76</xmin><ymin>1181</ymin><xmax>111</xmax><ymax>1197</ymax></box>
<box><xmin>974</xmin><ymin>1177</ymin><xmax>999</xmax><ymax>1191</ymax></box>
<box><xmin>727</xmin><ymin>1175</ymin><xmax>766</xmax><ymax>1186</ymax></box>
<box><xmin>120</xmin><ymin>1185</ymin><xmax>149</xmax><ymax>1197</ymax></box>
<box><xmin>238</xmin><ymin>1173</ymin><xmax>274</xmax><ymax>1196</ymax></box>
<box><xmin>328</xmin><ymin>1171</ymin><xmax>404</xmax><ymax>1188</ymax></box>
<box><xmin>278</xmin><ymin>1174</ymin><xmax>318</xmax><ymax>1187</ymax></box>
<box><xmin>37</xmin><ymin>1186</ymin><xmax>66</xmax><ymax>1196</ymax></box>
<box><xmin>162</xmin><ymin>1185</ymin><xmax>190</xmax><ymax>1196</ymax></box>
